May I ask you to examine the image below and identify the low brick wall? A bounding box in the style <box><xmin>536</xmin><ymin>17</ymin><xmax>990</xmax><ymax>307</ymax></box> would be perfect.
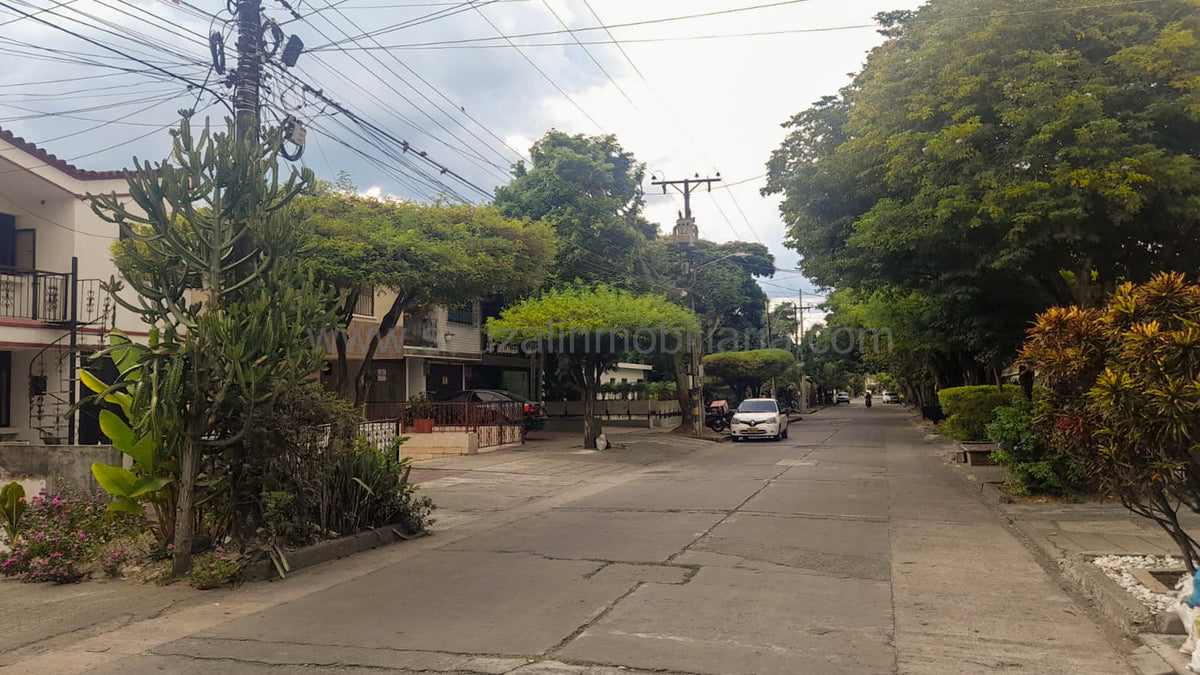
<box><xmin>0</xmin><ymin>443</ymin><xmax>121</xmax><ymax>494</ymax></box>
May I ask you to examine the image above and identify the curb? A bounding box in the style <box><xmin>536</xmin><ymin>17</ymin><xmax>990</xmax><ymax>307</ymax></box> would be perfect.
<box><xmin>242</xmin><ymin>524</ymin><xmax>426</xmax><ymax>582</ymax></box>
<box><xmin>1059</xmin><ymin>553</ymin><xmax>1181</xmax><ymax>636</ymax></box>
<box><xmin>1139</xmin><ymin>634</ymin><xmax>1193</xmax><ymax>674</ymax></box>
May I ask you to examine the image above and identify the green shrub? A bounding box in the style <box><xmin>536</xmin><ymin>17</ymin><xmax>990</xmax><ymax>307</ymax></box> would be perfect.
<box><xmin>985</xmin><ymin>398</ymin><xmax>1089</xmax><ymax>496</ymax></box>
<box><xmin>323</xmin><ymin>438</ymin><xmax>435</xmax><ymax>537</ymax></box>
<box><xmin>188</xmin><ymin>546</ymin><xmax>241</xmax><ymax>589</ymax></box>
<box><xmin>937</xmin><ymin>385</ymin><xmax>1023</xmax><ymax>441</ymax></box>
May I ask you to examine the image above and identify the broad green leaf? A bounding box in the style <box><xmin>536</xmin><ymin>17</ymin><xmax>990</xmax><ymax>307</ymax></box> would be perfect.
<box><xmin>106</xmin><ymin>495</ymin><xmax>145</xmax><ymax>515</ymax></box>
<box><xmin>91</xmin><ymin>462</ymin><xmax>138</xmax><ymax>497</ymax></box>
<box><xmin>80</xmin><ymin>369</ymin><xmax>108</xmax><ymax>395</ymax></box>
<box><xmin>128</xmin><ymin>476</ymin><xmax>170</xmax><ymax>498</ymax></box>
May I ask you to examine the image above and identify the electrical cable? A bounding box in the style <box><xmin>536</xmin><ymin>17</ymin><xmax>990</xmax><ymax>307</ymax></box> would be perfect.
<box><xmin>466</xmin><ymin>0</ymin><xmax>606</xmax><ymax>134</ymax></box>
<box><xmin>296</xmin><ymin>0</ymin><xmax>521</xmax><ymax>173</ymax></box>
<box><xmin>312</xmin><ymin>0</ymin><xmax>822</xmax><ymax>50</ymax></box>
<box><xmin>316</xmin><ymin>0</ymin><xmax>1173</xmax><ymax>52</ymax></box>
<box><xmin>0</xmin><ymin>0</ymin><xmax>232</xmax><ymax>113</ymax></box>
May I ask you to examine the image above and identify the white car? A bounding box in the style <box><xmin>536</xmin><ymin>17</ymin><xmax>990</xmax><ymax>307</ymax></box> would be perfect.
<box><xmin>730</xmin><ymin>398</ymin><xmax>788</xmax><ymax>442</ymax></box>
<box><xmin>881</xmin><ymin>391</ymin><xmax>900</xmax><ymax>404</ymax></box>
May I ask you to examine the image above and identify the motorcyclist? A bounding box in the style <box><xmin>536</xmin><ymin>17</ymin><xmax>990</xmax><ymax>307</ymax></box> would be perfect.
<box><xmin>865</xmin><ymin>391</ymin><xmax>873</xmax><ymax>408</ymax></box>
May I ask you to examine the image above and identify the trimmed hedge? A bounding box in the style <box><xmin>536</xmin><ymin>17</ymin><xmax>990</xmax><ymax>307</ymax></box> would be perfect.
<box><xmin>937</xmin><ymin>385</ymin><xmax>1023</xmax><ymax>441</ymax></box>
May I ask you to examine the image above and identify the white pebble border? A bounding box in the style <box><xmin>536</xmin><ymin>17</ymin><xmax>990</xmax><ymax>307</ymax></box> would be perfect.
<box><xmin>1092</xmin><ymin>554</ymin><xmax>1187</xmax><ymax>613</ymax></box>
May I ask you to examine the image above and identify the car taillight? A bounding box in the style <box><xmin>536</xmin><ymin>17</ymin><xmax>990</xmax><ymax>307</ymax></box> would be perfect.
<box><xmin>524</xmin><ymin>405</ymin><xmax>534</xmax><ymax>413</ymax></box>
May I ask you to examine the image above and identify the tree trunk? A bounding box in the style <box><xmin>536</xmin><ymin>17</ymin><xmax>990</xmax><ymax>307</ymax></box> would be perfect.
<box><xmin>353</xmin><ymin>292</ymin><xmax>411</xmax><ymax>407</ymax></box>
<box><xmin>171</xmin><ymin>431</ymin><xmax>198</xmax><ymax>577</ymax></box>
<box><xmin>331</xmin><ymin>290</ymin><xmax>357</xmax><ymax>399</ymax></box>
<box><xmin>573</xmin><ymin>357</ymin><xmax>602</xmax><ymax>449</ymax></box>
<box><xmin>673</xmin><ymin>351</ymin><xmax>694</xmax><ymax>430</ymax></box>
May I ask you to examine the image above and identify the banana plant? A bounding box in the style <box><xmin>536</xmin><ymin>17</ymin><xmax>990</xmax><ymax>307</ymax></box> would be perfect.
<box><xmin>81</xmin><ymin>331</ymin><xmax>178</xmax><ymax>542</ymax></box>
<box><xmin>1</xmin><ymin>481</ymin><xmax>25</xmax><ymax>545</ymax></box>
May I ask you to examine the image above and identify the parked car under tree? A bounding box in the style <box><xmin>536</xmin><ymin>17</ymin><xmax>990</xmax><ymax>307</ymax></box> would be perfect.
<box><xmin>730</xmin><ymin>398</ymin><xmax>788</xmax><ymax>442</ymax></box>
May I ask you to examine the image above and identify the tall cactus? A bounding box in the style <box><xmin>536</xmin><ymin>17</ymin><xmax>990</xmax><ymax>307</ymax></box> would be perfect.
<box><xmin>89</xmin><ymin>113</ymin><xmax>336</xmax><ymax>576</ymax></box>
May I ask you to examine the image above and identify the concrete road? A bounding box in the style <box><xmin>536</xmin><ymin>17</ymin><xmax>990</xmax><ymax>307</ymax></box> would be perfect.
<box><xmin>4</xmin><ymin>405</ymin><xmax>1137</xmax><ymax>674</ymax></box>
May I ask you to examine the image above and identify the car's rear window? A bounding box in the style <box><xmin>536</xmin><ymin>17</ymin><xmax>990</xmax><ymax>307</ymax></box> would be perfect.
<box><xmin>738</xmin><ymin>400</ymin><xmax>778</xmax><ymax>413</ymax></box>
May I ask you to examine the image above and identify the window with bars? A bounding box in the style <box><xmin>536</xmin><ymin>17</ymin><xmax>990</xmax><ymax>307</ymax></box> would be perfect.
<box><xmin>447</xmin><ymin>304</ymin><xmax>474</xmax><ymax>325</ymax></box>
<box><xmin>353</xmin><ymin>287</ymin><xmax>375</xmax><ymax>317</ymax></box>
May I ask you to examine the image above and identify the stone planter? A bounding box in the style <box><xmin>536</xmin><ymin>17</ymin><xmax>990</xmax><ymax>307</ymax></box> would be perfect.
<box><xmin>958</xmin><ymin>441</ymin><xmax>997</xmax><ymax>466</ymax></box>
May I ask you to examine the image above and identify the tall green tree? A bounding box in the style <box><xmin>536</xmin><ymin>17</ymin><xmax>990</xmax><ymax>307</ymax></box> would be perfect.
<box><xmin>494</xmin><ymin>131</ymin><xmax>654</xmax><ymax>285</ymax></box>
<box><xmin>766</xmin><ymin>0</ymin><xmax>1200</xmax><ymax>383</ymax></box>
<box><xmin>297</xmin><ymin>189</ymin><xmax>555</xmax><ymax>405</ymax></box>
<box><xmin>488</xmin><ymin>286</ymin><xmax>697</xmax><ymax>448</ymax></box>
<box><xmin>641</xmin><ymin>240</ymin><xmax>774</xmax><ymax>428</ymax></box>
<box><xmin>91</xmin><ymin>115</ymin><xmax>336</xmax><ymax>576</ymax></box>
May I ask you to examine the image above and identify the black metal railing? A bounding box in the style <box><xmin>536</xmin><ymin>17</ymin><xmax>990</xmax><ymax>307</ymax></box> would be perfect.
<box><xmin>0</xmin><ymin>268</ymin><xmax>112</xmax><ymax>328</ymax></box>
<box><xmin>0</xmin><ymin>267</ymin><xmax>70</xmax><ymax>321</ymax></box>
<box><xmin>76</xmin><ymin>278</ymin><xmax>115</xmax><ymax>328</ymax></box>
<box><xmin>364</xmin><ymin>401</ymin><xmax>524</xmax><ymax>448</ymax></box>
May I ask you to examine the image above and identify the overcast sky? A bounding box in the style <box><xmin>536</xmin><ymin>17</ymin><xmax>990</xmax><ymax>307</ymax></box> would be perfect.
<box><xmin>0</xmin><ymin>0</ymin><xmax>927</xmax><ymax>305</ymax></box>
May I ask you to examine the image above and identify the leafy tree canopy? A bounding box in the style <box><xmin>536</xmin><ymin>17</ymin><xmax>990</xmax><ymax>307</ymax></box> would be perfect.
<box><xmin>488</xmin><ymin>286</ymin><xmax>697</xmax><ymax>447</ymax></box>
<box><xmin>766</xmin><ymin>0</ymin><xmax>1200</xmax><ymax>374</ymax></box>
<box><xmin>494</xmin><ymin>131</ymin><xmax>655</xmax><ymax>285</ymax></box>
<box><xmin>297</xmin><ymin>187</ymin><xmax>556</xmax><ymax>403</ymax></box>
<box><xmin>702</xmin><ymin>349</ymin><xmax>795</xmax><ymax>400</ymax></box>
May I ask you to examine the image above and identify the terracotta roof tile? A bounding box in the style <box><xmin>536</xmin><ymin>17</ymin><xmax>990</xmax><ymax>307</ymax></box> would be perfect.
<box><xmin>0</xmin><ymin>126</ymin><xmax>128</xmax><ymax>181</ymax></box>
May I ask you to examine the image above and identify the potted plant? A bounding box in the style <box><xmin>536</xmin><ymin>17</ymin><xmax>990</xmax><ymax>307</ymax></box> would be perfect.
<box><xmin>405</xmin><ymin>393</ymin><xmax>437</xmax><ymax>433</ymax></box>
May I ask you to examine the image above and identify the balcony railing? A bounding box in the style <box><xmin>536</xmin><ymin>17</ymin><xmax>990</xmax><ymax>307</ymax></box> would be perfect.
<box><xmin>0</xmin><ymin>268</ymin><xmax>69</xmax><ymax>322</ymax></box>
<box><xmin>0</xmin><ymin>268</ymin><xmax>112</xmax><ymax>327</ymax></box>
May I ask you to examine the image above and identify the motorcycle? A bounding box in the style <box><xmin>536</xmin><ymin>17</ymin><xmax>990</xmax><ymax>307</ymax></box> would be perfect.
<box><xmin>865</xmin><ymin>395</ymin><xmax>873</xmax><ymax>408</ymax></box>
<box><xmin>705</xmin><ymin>400</ymin><xmax>733</xmax><ymax>432</ymax></box>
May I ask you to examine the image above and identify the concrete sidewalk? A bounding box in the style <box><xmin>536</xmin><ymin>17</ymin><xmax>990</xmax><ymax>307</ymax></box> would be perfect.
<box><xmin>926</xmin><ymin>428</ymin><xmax>1197</xmax><ymax>674</ymax></box>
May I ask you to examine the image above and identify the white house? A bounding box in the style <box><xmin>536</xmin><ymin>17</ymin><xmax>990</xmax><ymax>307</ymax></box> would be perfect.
<box><xmin>599</xmin><ymin>362</ymin><xmax>655</xmax><ymax>399</ymax></box>
<box><xmin>0</xmin><ymin>127</ymin><xmax>142</xmax><ymax>444</ymax></box>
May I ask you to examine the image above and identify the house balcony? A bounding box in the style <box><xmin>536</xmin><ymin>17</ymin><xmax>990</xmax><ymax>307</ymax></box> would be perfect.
<box><xmin>0</xmin><ymin>266</ymin><xmax>112</xmax><ymax>328</ymax></box>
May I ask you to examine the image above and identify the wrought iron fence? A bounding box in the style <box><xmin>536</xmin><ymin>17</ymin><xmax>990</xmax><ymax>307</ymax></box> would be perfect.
<box><xmin>364</xmin><ymin>401</ymin><xmax>524</xmax><ymax>448</ymax></box>
<box><xmin>359</xmin><ymin>419</ymin><xmax>401</xmax><ymax>451</ymax></box>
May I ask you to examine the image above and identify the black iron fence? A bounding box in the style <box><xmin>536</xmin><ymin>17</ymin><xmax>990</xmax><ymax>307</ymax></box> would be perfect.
<box><xmin>366</xmin><ymin>401</ymin><xmax>523</xmax><ymax>429</ymax></box>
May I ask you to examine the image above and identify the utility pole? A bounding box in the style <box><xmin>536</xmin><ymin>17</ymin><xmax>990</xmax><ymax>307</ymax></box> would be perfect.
<box><xmin>231</xmin><ymin>0</ymin><xmax>263</xmax><ymax>283</ymax></box>
<box><xmin>653</xmin><ymin>175</ymin><xmax>721</xmax><ymax>245</ymax></box>
<box><xmin>654</xmin><ymin>174</ymin><xmax>720</xmax><ymax>436</ymax></box>
<box><xmin>234</xmin><ymin>0</ymin><xmax>262</xmax><ymax>144</ymax></box>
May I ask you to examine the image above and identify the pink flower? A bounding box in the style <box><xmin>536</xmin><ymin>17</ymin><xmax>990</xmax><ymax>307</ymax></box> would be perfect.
<box><xmin>166</xmin><ymin>543</ymin><xmax>174</xmax><ymax>550</ymax></box>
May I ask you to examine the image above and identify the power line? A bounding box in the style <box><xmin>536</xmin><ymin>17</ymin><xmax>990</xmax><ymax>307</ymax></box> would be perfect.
<box><xmin>465</xmin><ymin>0</ymin><xmax>606</xmax><ymax>134</ymax></box>
<box><xmin>315</xmin><ymin>0</ymin><xmax>1174</xmax><ymax>52</ymax></box>
<box><xmin>312</xmin><ymin>0</ymin><xmax>821</xmax><ymax>51</ymax></box>
<box><xmin>282</xmin><ymin>73</ymin><xmax>495</xmax><ymax>200</ymax></box>
<box><xmin>0</xmin><ymin>0</ymin><xmax>230</xmax><ymax>113</ymax></box>
<box><xmin>302</xmin><ymin>0</ymin><xmax>523</xmax><ymax>172</ymax></box>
